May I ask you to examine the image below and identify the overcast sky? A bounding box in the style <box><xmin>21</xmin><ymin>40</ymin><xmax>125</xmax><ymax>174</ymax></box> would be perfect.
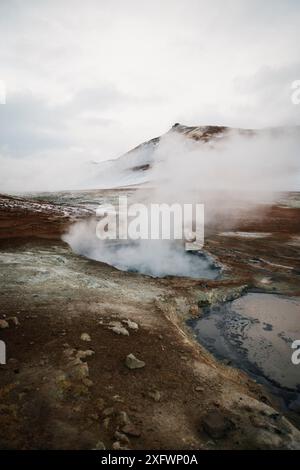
<box><xmin>0</xmin><ymin>0</ymin><xmax>300</xmax><ymax>165</ymax></box>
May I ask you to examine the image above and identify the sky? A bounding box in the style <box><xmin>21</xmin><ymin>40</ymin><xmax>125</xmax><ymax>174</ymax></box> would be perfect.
<box><xmin>0</xmin><ymin>0</ymin><xmax>300</xmax><ymax>189</ymax></box>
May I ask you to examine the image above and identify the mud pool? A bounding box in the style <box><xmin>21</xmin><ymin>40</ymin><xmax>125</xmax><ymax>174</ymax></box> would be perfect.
<box><xmin>189</xmin><ymin>293</ymin><xmax>300</xmax><ymax>409</ymax></box>
<box><xmin>68</xmin><ymin>238</ymin><xmax>221</xmax><ymax>279</ymax></box>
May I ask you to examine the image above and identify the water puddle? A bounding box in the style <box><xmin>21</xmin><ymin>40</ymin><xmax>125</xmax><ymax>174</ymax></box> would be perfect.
<box><xmin>218</xmin><ymin>231</ymin><xmax>271</xmax><ymax>239</ymax></box>
<box><xmin>189</xmin><ymin>293</ymin><xmax>300</xmax><ymax>410</ymax></box>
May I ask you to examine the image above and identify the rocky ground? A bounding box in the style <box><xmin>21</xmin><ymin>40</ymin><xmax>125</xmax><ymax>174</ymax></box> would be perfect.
<box><xmin>0</xmin><ymin>193</ymin><xmax>300</xmax><ymax>450</ymax></box>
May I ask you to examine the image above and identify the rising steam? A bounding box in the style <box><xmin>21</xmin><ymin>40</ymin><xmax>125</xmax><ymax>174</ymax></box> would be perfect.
<box><xmin>63</xmin><ymin>127</ymin><xmax>300</xmax><ymax>278</ymax></box>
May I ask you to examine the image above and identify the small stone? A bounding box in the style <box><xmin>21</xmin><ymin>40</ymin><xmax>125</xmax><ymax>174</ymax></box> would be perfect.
<box><xmin>201</xmin><ymin>411</ymin><xmax>234</xmax><ymax>440</ymax></box>
<box><xmin>115</xmin><ymin>431</ymin><xmax>130</xmax><ymax>445</ymax></box>
<box><xmin>11</xmin><ymin>317</ymin><xmax>20</xmax><ymax>326</ymax></box>
<box><xmin>82</xmin><ymin>378</ymin><xmax>94</xmax><ymax>387</ymax></box>
<box><xmin>76</xmin><ymin>350</ymin><xmax>95</xmax><ymax>360</ymax></box>
<box><xmin>112</xmin><ymin>394</ymin><xmax>123</xmax><ymax>402</ymax></box>
<box><xmin>123</xmin><ymin>319</ymin><xmax>139</xmax><ymax>331</ymax></box>
<box><xmin>93</xmin><ymin>441</ymin><xmax>106</xmax><ymax>450</ymax></box>
<box><xmin>122</xmin><ymin>423</ymin><xmax>141</xmax><ymax>437</ymax></box>
<box><xmin>112</xmin><ymin>441</ymin><xmax>121</xmax><ymax>450</ymax></box>
<box><xmin>0</xmin><ymin>319</ymin><xmax>9</xmax><ymax>329</ymax></box>
<box><xmin>189</xmin><ymin>305</ymin><xmax>199</xmax><ymax>316</ymax></box>
<box><xmin>148</xmin><ymin>390</ymin><xmax>161</xmax><ymax>402</ymax></box>
<box><xmin>64</xmin><ymin>347</ymin><xmax>76</xmax><ymax>358</ymax></box>
<box><xmin>102</xmin><ymin>407</ymin><xmax>115</xmax><ymax>417</ymax></box>
<box><xmin>81</xmin><ymin>333</ymin><xmax>91</xmax><ymax>342</ymax></box>
<box><xmin>260</xmin><ymin>277</ymin><xmax>272</xmax><ymax>285</ymax></box>
<box><xmin>72</xmin><ymin>361</ymin><xmax>89</xmax><ymax>380</ymax></box>
<box><xmin>195</xmin><ymin>386</ymin><xmax>204</xmax><ymax>392</ymax></box>
<box><xmin>125</xmin><ymin>353</ymin><xmax>145</xmax><ymax>370</ymax></box>
<box><xmin>111</xmin><ymin>325</ymin><xmax>129</xmax><ymax>336</ymax></box>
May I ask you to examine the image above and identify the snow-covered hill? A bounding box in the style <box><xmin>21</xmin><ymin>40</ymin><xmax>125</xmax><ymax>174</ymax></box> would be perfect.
<box><xmin>92</xmin><ymin>123</ymin><xmax>300</xmax><ymax>189</ymax></box>
<box><xmin>92</xmin><ymin>124</ymin><xmax>229</xmax><ymax>188</ymax></box>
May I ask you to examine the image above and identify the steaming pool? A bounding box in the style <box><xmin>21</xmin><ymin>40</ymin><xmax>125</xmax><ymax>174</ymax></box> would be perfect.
<box><xmin>189</xmin><ymin>293</ymin><xmax>300</xmax><ymax>411</ymax></box>
<box><xmin>69</xmin><ymin>238</ymin><xmax>221</xmax><ymax>279</ymax></box>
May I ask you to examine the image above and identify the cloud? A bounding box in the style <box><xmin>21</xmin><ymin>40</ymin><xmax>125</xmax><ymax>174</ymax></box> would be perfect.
<box><xmin>233</xmin><ymin>63</ymin><xmax>300</xmax><ymax>127</ymax></box>
<box><xmin>0</xmin><ymin>85</ymin><xmax>138</xmax><ymax>158</ymax></box>
<box><xmin>0</xmin><ymin>92</ymin><xmax>69</xmax><ymax>156</ymax></box>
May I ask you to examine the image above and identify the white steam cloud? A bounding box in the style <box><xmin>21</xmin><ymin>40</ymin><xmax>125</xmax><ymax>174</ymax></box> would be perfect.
<box><xmin>63</xmin><ymin>128</ymin><xmax>300</xmax><ymax>278</ymax></box>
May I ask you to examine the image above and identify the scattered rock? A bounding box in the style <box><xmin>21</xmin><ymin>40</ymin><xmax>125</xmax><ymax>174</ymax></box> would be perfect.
<box><xmin>125</xmin><ymin>353</ymin><xmax>145</xmax><ymax>370</ymax></box>
<box><xmin>148</xmin><ymin>390</ymin><xmax>161</xmax><ymax>402</ymax></box>
<box><xmin>82</xmin><ymin>378</ymin><xmax>94</xmax><ymax>387</ymax></box>
<box><xmin>189</xmin><ymin>305</ymin><xmax>199</xmax><ymax>316</ymax></box>
<box><xmin>93</xmin><ymin>441</ymin><xmax>106</xmax><ymax>450</ymax></box>
<box><xmin>112</xmin><ymin>441</ymin><xmax>121</xmax><ymax>450</ymax></box>
<box><xmin>260</xmin><ymin>277</ymin><xmax>272</xmax><ymax>285</ymax></box>
<box><xmin>102</xmin><ymin>407</ymin><xmax>115</xmax><ymax>417</ymax></box>
<box><xmin>195</xmin><ymin>386</ymin><xmax>204</xmax><ymax>393</ymax></box>
<box><xmin>115</xmin><ymin>431</ymin><xmax>130</xmax><ymax>445</ymax></box>
<box><xmin>63</xmin><ymin>347</ymin><xmax>76</xmax><ymax>358</ymax></box>
<box><xmin>122</xmin><ymin>423</ymin><xmax>141</xmax><ymax>437</ymax></box>
<box><xmin>201</xmin><ymin>410</ymin><xmax>234</xmax><ymax>440</ymax></box>
<box><xmin>76</xmin><ymin>350</ymin><xmax>95</xmax><ymax>360</ymax></box>
<box><xmin>110</xmin><ymin>323</ymin><xmax>129</xmax><ymax>336</ymax></box>
<box><xmin>80</xmin><ymin>333</ymin><xmax>91</xmax><ymax>342</ymax></box>
<box><xmin>10</xmin><ymin>317</ymin><xmax>20</xmax><ymax>326</ymax></box>
<box><xmin>112</xmin><ymin>441</ymin><xmax>129</xmax><ymax>450</ymax></box>
<box><xmin>123</xmin><ymin>319</ymin><xmax>139</xmax><ymax>331</ymax></box>
<box><xmin>71</xmin><ymin>360</ymin><xmax>89</xmax><ymax>380</ymax></box>
<box><xmin>0</xmin><ymin>319</ymin><xmax>9</xmax><ymax>329</ymax></box>
<box><xmin>112</xmin><ymin>394</ymin><xmax>123</xmax><ymax>402</ymax></box>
